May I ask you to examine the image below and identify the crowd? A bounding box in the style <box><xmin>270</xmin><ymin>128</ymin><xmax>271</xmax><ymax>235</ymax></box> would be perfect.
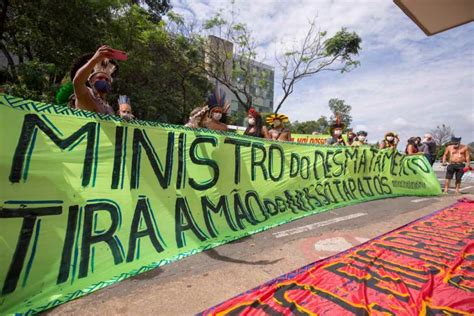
<box><xmin>66</xmin><ymin>46</ymin><xmax>471</xmax><ymax>193</ymax></box>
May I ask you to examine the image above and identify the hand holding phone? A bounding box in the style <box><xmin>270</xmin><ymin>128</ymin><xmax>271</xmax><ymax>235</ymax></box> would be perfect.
<box><xmin>109</xmin><ymin>49</ymin><xmax>128</xmax><ymax>61</ymax></box>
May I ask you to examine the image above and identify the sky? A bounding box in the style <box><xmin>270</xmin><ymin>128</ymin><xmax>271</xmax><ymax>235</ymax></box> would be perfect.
<box><xmin>171</xmin><ymin>0</ymin><xmax>474</xmax><ymax>145</ymax></box>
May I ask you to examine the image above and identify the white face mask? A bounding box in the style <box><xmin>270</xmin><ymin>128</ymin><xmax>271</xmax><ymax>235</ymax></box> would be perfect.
<box><xmin>334</xmin><ymin>130</ymin><xmax>342</xmax><ymax>136</ymax></box>
<box><xmin>273</xmin><ymin>120</ymin><xmax>281</xmax><ymax>127</ymax></box>
<box><xmin>386</xmin><ymin>136</ymin><xmax>394</xmax><ymax>141</ymax></box>
<box><xmin>212</xmin><ymin>112</ymin><xmax>222</xmax><ymax>121</ymax></box>
<box><xmin>248</xmin><ymin>118</ymin><xmax>256</xmax><ymax>125</ymax></box>
<box><xmin>358</xmin><ymin>136</ymin><xmax>366</xmax><ymax>141</ymax></box>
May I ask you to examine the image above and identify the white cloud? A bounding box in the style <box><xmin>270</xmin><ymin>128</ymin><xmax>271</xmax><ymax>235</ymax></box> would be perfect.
<box><xmin>173</xmin><ymin>0</ymin><xmax>474</xmax><ymax>145</ymax></box>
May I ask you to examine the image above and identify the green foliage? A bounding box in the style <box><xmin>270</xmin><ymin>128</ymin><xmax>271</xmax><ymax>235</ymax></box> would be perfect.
<box><xmin>1</xmin><ymin>1</ymin><xmax>211</xmax><ymax>124</ymax></box>
<box><xmin>3</xmin><ymin>60</ymin><xmax>59</xmax><ymax>102</ymax></box>
<box><xmin>436</xmin><ymin>144</ymin><xmax>447</xmax><ymax>160</ymax></box>
<box><xmin>227</xmin><ymin>106</ymin><xmax>247</xmax><ymax>126</ymax></box>
<box><xmin>324</xmin><ymin>28</ymin><xmax>361</xmax><ymax>60</ymax></box>
<box><xmin>328</xmin><ymin>98</ymin><xmax>352</xmax><ymax>130</ymax></box>
<box><xmin>290</xmin><ymin>116</ymin><xmax>329</xmax><ymax>134</ymax></box>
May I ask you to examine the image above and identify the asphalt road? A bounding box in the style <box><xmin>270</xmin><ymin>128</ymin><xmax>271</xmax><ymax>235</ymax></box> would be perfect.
<box><xmin>45</xmin><ymin>170</ymin><xmax>474</xmax><ymax>315</ymax></box>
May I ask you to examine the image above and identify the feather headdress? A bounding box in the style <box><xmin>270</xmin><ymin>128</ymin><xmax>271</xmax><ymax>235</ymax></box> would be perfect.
<box><xmin>118</xmin><ymin>95</ymin><xmax>130</xmax><ymax>105</ymax></box>
<box><xmin>328</xmin><ymin>113</ymin><xmax>346</xmax><ymax>134</ymax></box>
<box><xmin>88</xmin><ymin>58</ymin><xmax>118</xmax><ymax>81</ymax></box>
<box><xmin>207</xmin><ymin>87</ymin><xmax>227</xmax><ymax>112</ymax></box>
<box><xmin>266</xmin><ymin>113</ymin><xmax>289</xmax><ymax>126</ymax></box>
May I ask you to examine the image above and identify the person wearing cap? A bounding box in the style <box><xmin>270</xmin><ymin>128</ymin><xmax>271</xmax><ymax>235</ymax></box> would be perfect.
<box><xmin>72</xmin><ymin>45</ymin><xmax>123</xmax><ymax>114</ymax></box>
<box><xmin>442</xmin><ymin>136</ymin><xmax>471</xmax><ymax>194</ymax></box>
<box><xmin>203</xmin><ymin>88</ymin><xmax>230</xmax><ymax>131</ymax></box>
<box><xmin>266</xmin><ymin>113</ymin><xmax>291</xmax><ymax>141</ymax></box>
<box><xmin>244</xmin><ymin>108</ymin><xmax>269</xmax><ymax>138</ymax></box>
<box><xmin>422</xmin><ymin>133</ymin><xmax>437</xmax><ymax>166</ymax></box>
<box><xmin>379</xmin><ymin>132</ymin><xmax>399</xmax><ymax>149</ymax></box>
<box><xmin>352</xmin><ymin>131</ymin><xmax>368</xmax><ymax>146</ymax></box>
<box><xmin>326</xmin><ymin>114</ymin><xmax>346</xmax><ymax>146</ymax></box>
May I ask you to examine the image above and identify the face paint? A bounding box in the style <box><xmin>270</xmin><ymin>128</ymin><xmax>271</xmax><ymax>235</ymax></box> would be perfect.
<box><xmin>386</xmin><ymin>136</ymin><xmax>394</xmax><ymax>141</ymax></box>
<box><xmin>273</xmin><ymin>120</ymin><xmax>281</xmax><ymax>127</ymax></box>
<box><xmin>334</xmin><ymin>130</ymin><xmax>342</xmax><ymax>136</ymax></box>
<box><xmin>359</xmin><ymin>136</ymin><xmax>366</xmax><ymax>141</ymax></box>
<box><xmin>248</xmin><ymin>118</ymin><xmax>256</xmax><ymax>125</ymax></box>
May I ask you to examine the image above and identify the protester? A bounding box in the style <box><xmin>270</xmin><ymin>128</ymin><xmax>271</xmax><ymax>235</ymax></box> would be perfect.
<box><xmin>244</xmin><ymin>108</ymin><xmax>269</xmax><ymax>138</ymax></box>
<box><xmin>72</xmin><ymin>45</ymin><xmax>122</xmax><ymax>114</ymax></box>
<box><xmin>117</xmin><ymin>95</ymin><xmax>135</xmax><ymax>121</ymax></box>
<box><xmin>346</xmin><ymin>131</ymin><xmax>357</xmax><ymax>146</ymax></box>
<box><xmin>379</xmin><ymin>132</ymin><xmax>399</xmax><ymax>149</ymax></box>
<box><xmin>414</xmin><ymin>136</ymin><xmax>423</xmax><ymax>151</ymax></box>
<box><xmin>326</xmin><ymin>115</ymin><xmax>346</xmax><ymax>146</ymax></box>
<box><xmin>203</xmin><ymin>88</ymin><xmax>230</xmax><ymax>131</ymax></box>
<box><xmin>442</xmin><ymin>136</ymin><xmax>471</xmax><ymax>194</ymax></box>
<box><xmin>422</xmin><ymin>133</ymin><xmax>437</xmax><ymax>165</ymax></box>
<box><xmin>352</xmin><ymin>131</ymin><xmax>368</xmax><ymax>146</ymax></box>
<box><xmin>266</xmin><ymin>113</ymin><xmax>291</xmax><ymax>141</ymax></box>
<box><xmin>405</xmin><ymin>137</ymin><xmax>423</xmax><ymax>155</ymax></box>
<box><xmin>185</xmin><ymin>105</ymin><xmax>208</xmax><ymax>128</ymax></box>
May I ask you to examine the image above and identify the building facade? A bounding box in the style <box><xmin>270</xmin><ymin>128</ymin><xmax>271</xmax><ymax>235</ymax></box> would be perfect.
<box><xmin>206</xmin><ymin>36</ymin><xmax>274</xmax><ymax>115</ymax></box>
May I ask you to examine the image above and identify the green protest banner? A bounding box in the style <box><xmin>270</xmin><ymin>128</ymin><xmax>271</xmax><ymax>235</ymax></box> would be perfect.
<box><xmin>0</xmin><ymin>94</ymin><xmax>441</xmax><ymax>314</ymax></box>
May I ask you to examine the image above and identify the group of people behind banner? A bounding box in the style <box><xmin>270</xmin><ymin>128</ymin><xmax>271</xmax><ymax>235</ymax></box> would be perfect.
<box><xmin>66</xmin><ymin>46</ymin><xmax>471</xmax><ymax>194</ymax></box>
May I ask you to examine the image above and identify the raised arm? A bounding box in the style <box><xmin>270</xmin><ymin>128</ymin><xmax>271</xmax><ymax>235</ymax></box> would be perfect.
<box><xmin>73</xmin><ymin>45</ymin><xmax>113</xmax><ymax>112</ymax></box>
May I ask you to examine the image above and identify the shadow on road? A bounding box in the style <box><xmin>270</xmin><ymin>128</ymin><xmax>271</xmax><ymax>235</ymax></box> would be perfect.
<box><xmin>204</xmin><ymin>248</ymin><xmax>283</xmax><ymax>265</ymax></box>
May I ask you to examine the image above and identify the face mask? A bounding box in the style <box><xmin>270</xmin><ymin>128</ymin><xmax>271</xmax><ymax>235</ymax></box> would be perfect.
<box><xmin>273</xmin><ymin>120</ymin><xmax>281</xmax><ymax>127</ymax></box>
<box><xmin>334</xmin><ymin>130</ymin><xmax>342</xmax><ymax>136</ymax></box>
<box><xmin>212</xmin><ymin>112</ymin><xmax>222</xmax><ymax>121</ymax></box>
<box><xmin>93</xmin><ymin>80</ymin><xmax>111</xmax><ymax>93</ymax></box>
<box><xmin>386</xmin><ymin>136</ymin><xmax>394</xmax><ymax>141</ymax></box>
<box><xmin>248</xmin><ymin>118</ymin><xmax>256</xmax><ymax>125</ymax></box>
<box><xmin>121</xmin><ymin>113</ymin><xmax>134</xmax><ymax>121</ymax></box>
<box><xmin>359</xmin><ymin>136</ymin><xmax>366</xmax><ymax>141</ymax></box>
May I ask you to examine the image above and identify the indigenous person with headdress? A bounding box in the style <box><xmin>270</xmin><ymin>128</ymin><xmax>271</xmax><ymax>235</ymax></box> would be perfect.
<box><xmin>266</xmin><ymin>113</ymin><xmax>291</xmax><ymax>141</ymax></box>
<box><xmin>72</xmin><ymin>45</ymin><xmax>121</xmax><ymax>114</ymax></box>
<box><xmin>379</xmin><ymin>132</ymin><xmax>399</xmax><ymax>149</ymax></box>
<box><xmin>117</xmin><ymin>95</ymin><xmax>135</xmax><ymax>121</ymax></box>
<box><xmin>352</xmin><ymin>131</ymin><xmax>368</xmax><ymax>146</ymax></box>
<box><xmin>244</xmin><ymin>108</ymin><xmax>269</xmax><ymax>138</ymax></box>
<box><xmin>185</xmin><ymin>104</ymin><xmax>209</xmax><ymax>128</ymax></box>
<box><xmin>326</xmin><ymin>115</ymin><xmax>346</xmax><ymax>146</ymax></box>
<box><xmin>203</xmin><ymin>88</ymin><xmax>230</xmax><ymax>131</ymax></box>
<box><xmin>346</xmin><ymin>131</ymin><xmax>357</xmax><ymax>146</ymax></box>
<box><xmin>442</xmin><ymin>136</ymin><xmax>471</xmax><ymax>194</ymax></box>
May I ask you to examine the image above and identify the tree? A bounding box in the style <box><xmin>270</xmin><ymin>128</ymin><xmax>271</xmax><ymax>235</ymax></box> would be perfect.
<box><xmin>430</xmin><ymin>124</ymin><xmax>454</xmax><ymax>146</ymax></box>
<box><xmin>106</xmin><ymin>6</ymin><xmax>210</xmax><ymax>123</ymax></box>
<box><xmin>328</xmin><ymin>98</ymin><xmax>352</xmax><ymax>130</ymax></box>
<box><xmin>1</xmin><ymin>2</ymin><xmax>208</xmax><ymax>123</ymax></box>
<box><xmin>197</xmin><ymin>13</ymin><xmax>266</xmax><ymax>111</ymax></box>
<box><xmin>274</xmin><ymin>22</ymin><xmax>361</xmax><ymax>113</ymax></box>
<box><xmin>290</xmin><ymin>116</ymin><xmax>329</xmax><ymax>134</ymax></box>
<box><xmin>131</xmin><ymin>0</ymin><xmax>172</xmax><ymax>23</ymax></box>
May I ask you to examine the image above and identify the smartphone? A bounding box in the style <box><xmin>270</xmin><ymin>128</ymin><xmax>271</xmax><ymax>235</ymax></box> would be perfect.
<box><xmin>109</xmin><ymin>49</ymin><xmax>128</xmax><ymax>61</ymax></box>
